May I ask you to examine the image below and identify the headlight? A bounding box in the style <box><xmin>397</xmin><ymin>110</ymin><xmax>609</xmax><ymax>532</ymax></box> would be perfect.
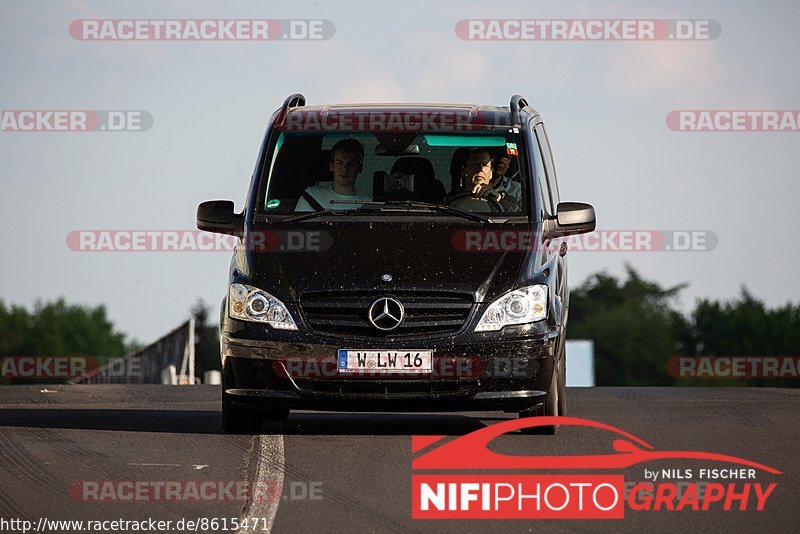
<box><xmin>228</xmin><ymin>283</ymin><xmax>298</xmax><ymax>330</ymax></box>
<box><xmin>475</xmin><ymin>284</ymin><xmax>548</xmax><ymax>332</ymax></box>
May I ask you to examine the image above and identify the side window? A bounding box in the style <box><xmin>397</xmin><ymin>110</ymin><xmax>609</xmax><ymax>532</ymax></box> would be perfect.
<box><xmin>531</xmin><ymin>125</ymin><xmax>553</xmax><ymax>216</ymax></box>
<box><xmin>535</xmin><ymin>124</ymin><xmax>560</xmax><ymax>207</ymax></box>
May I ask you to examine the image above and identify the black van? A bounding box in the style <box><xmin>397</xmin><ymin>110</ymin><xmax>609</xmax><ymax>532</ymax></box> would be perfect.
<box><xmin>197</xmin><ymin>94</ymin><xmax>595</xmax><ymax>434</ymax></box>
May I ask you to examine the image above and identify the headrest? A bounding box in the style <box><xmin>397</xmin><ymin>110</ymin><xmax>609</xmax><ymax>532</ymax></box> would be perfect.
<box><xmin>391</xmin><ymin>157</ymin><xmax>435</xmax><ymax>181</ymax></box>
<box><xmin>316</xmin><ymin>149</ymin><xmax>333</xmax><ymax>182</ymax></box>
<box><xmin>449</xmin><ymin>147</ymin><xmax>472</xmax><ymax>189</ymax></box>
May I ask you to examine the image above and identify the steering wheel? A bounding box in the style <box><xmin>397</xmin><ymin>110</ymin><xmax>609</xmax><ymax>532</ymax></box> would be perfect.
<box><xmin>445</xmin><ymin>190</ymin><xmax>504</xmax><ymax>214</ymax></box>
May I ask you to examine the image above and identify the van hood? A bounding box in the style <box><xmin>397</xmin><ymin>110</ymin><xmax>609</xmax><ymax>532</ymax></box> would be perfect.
<box><xmin>246</xmin><ymin>220</ymin><xmax>528</xmax><ymax>303</ymax></box>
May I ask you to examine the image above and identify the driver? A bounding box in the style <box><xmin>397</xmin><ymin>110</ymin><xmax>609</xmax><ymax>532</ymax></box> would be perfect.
<box><xmin>446</xmin><ymin>148</ymin><xmax>519</xmax><ymax>211</ymax></box>
<box><xmin>294</xmin><ymin>139</ymin><xmax>371</xmax><ymax>211</ymax></box>
<box><xmin>446</xmin><ymin>148</ymin><xmax>492</xmax><ymax>201</ymax></box>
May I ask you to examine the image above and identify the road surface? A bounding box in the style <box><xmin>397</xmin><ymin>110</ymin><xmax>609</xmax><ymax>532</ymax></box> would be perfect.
<box><xmin>0</xmin><ymin>385</ymin><xmax>796</xmax><ymax>533</ymax></box>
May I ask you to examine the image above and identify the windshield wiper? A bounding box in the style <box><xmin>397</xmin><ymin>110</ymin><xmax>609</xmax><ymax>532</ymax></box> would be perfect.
<box><xmin>281</xmin><ymin>200</ymin><xmax>493</xmax><ymax>224</ymax></box>
<box><xmin>354</xmin><ymin>200</ymin><xmax>492</xmax><ymax>223</ymax></box>
<box><xmin>280</xmin><ymin>209</ymin><xmax>353</xmax><ymax>223</ymax></box>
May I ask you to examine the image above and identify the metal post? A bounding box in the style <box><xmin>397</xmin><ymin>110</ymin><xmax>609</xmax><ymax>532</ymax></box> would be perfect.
<box><xmin>188</xmin><ymin>316</ymin><xmax>196</xmax><ymax>384</ymax></box>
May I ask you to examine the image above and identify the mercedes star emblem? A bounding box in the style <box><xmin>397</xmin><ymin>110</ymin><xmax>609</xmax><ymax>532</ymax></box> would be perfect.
<box><xmin>367</xmin><ymin>297</ymin><xmax>405</xmax><ymax>331</ymax></box>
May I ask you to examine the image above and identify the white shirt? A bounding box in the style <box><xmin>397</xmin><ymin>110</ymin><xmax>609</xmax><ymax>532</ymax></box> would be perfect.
<box><xmin>294</xmin><ymin>183</ymin><xmax>371</xmax><ymax>212</ymax></box>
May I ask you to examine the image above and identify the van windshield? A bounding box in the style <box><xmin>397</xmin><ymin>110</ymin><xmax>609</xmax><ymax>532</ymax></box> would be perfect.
<box><xmin>259</xmin><ymin>131</ymin><xmax>528</xmax><ymax>217</ymax></box>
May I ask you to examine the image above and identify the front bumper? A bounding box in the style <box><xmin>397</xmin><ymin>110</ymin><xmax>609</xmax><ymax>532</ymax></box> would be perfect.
<box><xmin>221</xmin><ymin>327</ymin><xmax>559</xmax><ymax>413</ymax></box>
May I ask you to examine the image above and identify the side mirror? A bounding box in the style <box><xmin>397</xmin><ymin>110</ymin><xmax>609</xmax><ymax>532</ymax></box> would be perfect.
<box><xmin>196</xmin><ymin>200</ymin><xmax>242</xmax><ymax>235</ymax></box>
<box><xmin>544</xmin><ymin>202</ymin><xmax>596</xmax><ymax>237</ymax></box>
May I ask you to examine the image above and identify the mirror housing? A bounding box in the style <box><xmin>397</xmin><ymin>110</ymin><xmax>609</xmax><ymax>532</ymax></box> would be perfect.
<box><xmin>196</xmin><ymin>200</ymin><xmax>243</xmax><ymax>235</ymax></box>
<box><xmin>543</xmin><ymin>202</ymin><xmax>596</xmax><ymax>237</ymax></box>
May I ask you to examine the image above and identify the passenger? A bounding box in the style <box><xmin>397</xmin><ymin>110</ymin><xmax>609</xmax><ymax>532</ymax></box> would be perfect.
<box><xmin>294</xmin><ymin>139</ymin><xmax>371</xmax><ymax>211</ymax></box>
<box><xmin>493</xmin><ymin>152</ymin><xmax>512</xmax><ymax>181</ymax></box>
<box><xmin>488</xmin><ymin>149</ymin><xmax>522</xmax><ymax>211</ymax></box>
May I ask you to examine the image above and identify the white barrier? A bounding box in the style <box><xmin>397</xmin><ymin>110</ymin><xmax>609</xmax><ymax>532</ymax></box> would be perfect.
<box><xmin>566</xmin><ymin>340</ymin><xmax>595</xmax><ymax>387</ymax></box>
<box><xmin>72</xmin><ymin>319</ymin><xmax>195</xmax><ymax>385</ymax></box>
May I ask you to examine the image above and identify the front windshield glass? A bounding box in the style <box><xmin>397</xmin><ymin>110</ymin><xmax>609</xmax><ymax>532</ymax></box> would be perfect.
<box><xmin>259</xmin><ymin>130</ymin><xmax>528</xmax><ymax>217</ymax></box>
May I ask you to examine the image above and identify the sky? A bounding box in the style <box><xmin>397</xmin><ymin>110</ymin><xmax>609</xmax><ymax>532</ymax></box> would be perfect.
<box><xmin>1</xmin><ymin>0</ymin><xmax>799</xmax><ymax>344</ymax></box>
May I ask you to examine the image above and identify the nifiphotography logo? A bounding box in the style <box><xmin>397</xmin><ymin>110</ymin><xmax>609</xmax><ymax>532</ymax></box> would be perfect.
<box><xmin>411</xmin><ymin>417</ymin><xmax>780</xmax><ymax>519</ymax></box>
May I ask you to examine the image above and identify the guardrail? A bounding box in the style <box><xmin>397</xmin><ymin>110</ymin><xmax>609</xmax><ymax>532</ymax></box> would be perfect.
<box><xmin>71</xmin><ymin>318</ymin><xmax>195</xmax><ymax>384</ymax></box>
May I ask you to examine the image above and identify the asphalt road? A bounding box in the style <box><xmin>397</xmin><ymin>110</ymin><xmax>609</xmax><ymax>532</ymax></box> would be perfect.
<box><xmin>0</xmin><ymin>385</ymin><xmax>796</xmax><ymax>533</ymax></box>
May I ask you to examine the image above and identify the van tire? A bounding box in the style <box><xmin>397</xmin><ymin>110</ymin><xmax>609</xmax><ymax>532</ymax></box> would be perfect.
<box><xmin>222</xmin><ymin>362</ymin><xmax>262</xmax><ymax>434</ymax></box>
<box><xmin>518</xmin><ymin>343</ymin><xmax>565</xmax><ymax>435</ymax></box>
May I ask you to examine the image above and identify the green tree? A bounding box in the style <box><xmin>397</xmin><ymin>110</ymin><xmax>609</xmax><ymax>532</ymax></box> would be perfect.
<box><xmin>0</xmin><ymin>301</ymin><xmax>32</xmax><ymax>357</ymax></box>
<box><xmin>0</xmin><ymin>298</ymin><xmax>132</xmax><ymax>384</ymax></box>
<box><xmin>1</xmin><ymin>298</ymin><xmax>128</xmax><ymax>358</ymax></box>
<box><xmin>567</xmin><ymin>265</ymin><xmax>686</xmax><ymax>386</ymax></box>
<box><xmin>684</xmin><ymin>288</ymin><xmax>800</xmax><ymax>386</ymax></box>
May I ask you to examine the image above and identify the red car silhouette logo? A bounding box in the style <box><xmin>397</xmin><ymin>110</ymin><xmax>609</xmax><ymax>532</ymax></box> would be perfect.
<box><xmin>412</xmin><ymin>416</ymin><xmax>781</xmax><ymax>474</ymax></box>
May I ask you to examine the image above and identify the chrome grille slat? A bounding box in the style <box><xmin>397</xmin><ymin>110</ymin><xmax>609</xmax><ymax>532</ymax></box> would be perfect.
<box><xmin>300</xmin><ymin>291</ymin><xmax>473</xmax><ymax>337</ymax></box>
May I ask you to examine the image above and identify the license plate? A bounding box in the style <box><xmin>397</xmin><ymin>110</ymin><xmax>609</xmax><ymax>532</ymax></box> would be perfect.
<box><xmin>337</xmin><ymin>350</ymin><xmax>432</xmax><ymax>374</ymax></box>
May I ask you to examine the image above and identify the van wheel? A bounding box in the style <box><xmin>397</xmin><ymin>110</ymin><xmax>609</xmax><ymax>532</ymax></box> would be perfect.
<box><xmin>518</xmin><ymin>347</ymin><xmax>565</xmax><ymax>435</ymax></box>
<box><xmin>222</xmin><ymin>363</ymin><xmax>262</xmax><ymax>434</ymax></box>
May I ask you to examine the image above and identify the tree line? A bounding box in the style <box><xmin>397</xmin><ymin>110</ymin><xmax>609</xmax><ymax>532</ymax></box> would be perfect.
<box><xmin>0</xmin><ymin>299</ymin><xmax>136</xmax><ymax>384</ymax></box>
<box><xmin>568</xmin><ymin>265</ymin><xmax>799</xmax><ymax>387</ymax></box>
<box><xmin>2</xmin><ymin>266</ymin><xmax>798</xmax><ymax>386</ymax></box>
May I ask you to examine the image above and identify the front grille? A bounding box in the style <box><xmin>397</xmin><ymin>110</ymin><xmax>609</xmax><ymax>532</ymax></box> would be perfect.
<box><xmin>300</xmin><ymin>291</ymin><xmax>474</xmax><ymax>337</ymax></box>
